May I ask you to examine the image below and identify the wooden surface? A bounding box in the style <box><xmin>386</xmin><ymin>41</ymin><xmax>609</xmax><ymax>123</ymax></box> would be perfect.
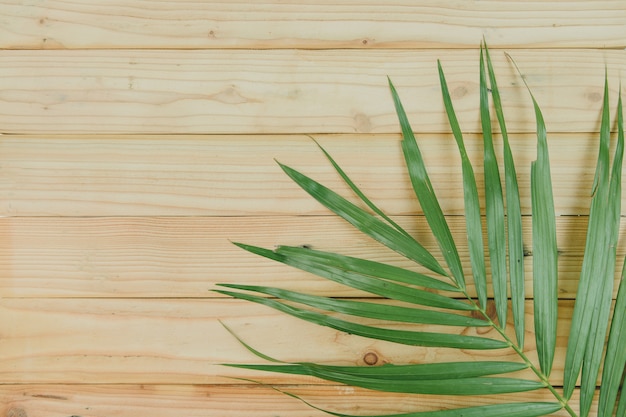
<box><xmin>1</xmin><ymin>2</ymin><xmax>625</xmax><ymax>416</ymax></box>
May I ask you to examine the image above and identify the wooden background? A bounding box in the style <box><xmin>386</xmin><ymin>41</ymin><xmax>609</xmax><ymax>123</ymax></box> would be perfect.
<box><xmin>1</xmin><ymin>1</ymin><xmax>625</xmax><ymax>416</ymax></box>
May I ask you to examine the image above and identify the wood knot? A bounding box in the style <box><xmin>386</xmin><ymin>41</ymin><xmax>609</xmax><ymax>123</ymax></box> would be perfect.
<box><xmin>363</xmin><ymin>351</ymin><xmax>379</xmax><ymax>366</ymax></box>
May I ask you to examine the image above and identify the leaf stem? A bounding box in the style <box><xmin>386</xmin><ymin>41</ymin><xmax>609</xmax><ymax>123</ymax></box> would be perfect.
<box><xmin>462</xmin><ymin>292</ymin><xmax>579</xmax><ymax>417</ymax></box>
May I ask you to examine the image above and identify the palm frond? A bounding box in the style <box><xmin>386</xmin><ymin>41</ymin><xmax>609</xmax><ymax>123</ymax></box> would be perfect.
<box><xmin>220</xmin><ymin>46</ymin><xmax>625</xmax><ymax>417</ymax></box>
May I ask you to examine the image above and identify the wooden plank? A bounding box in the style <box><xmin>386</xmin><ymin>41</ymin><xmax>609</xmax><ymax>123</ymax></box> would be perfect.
<box><xmin>0</xmin><ymin>384</ymin><xmax>588</xmax><ymax>417</ymax></box>
<box><xmin>0</xmin><ymin>50</ymin><xmax>623</xmax><ymax>134</ymax></box>
<box><xmin>0</xmin><ymin>298</ymin><xmax>585</xmax><ymax>385</ymax></box>
<box><xmin>1</xmin><ymin>1</ymin><xmax>624</xmax><ymax>50</ymax></box>
<box><xmin>1</xmin><ymin>133</ymin><xmax>622</xmax><ymax>217</ymax></box>
<box><xmin>1</xmin><ymin>215</ymin><xmax>624</xmax><ymax>299</ymax></box>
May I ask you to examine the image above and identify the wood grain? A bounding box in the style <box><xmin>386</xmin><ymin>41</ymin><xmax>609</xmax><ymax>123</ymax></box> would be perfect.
<box><xmin>1</xmin><ymin>1</ymin><xmax>624</xmax><ymax>50</ymax></box>
<box><xmin>0</xmin><ymin>384</ymin><xmax>589</xmax><ymax>417</ymax></box>
<box><xmin>1</xmin><ymin>133</ymin><xmax>621</xmax><ymax>217</ymax></box>
<box><xmin>0</xmin><ymin>50</ymin><xmax>623</xmax><ymax>134</ymax></box>
<box><xmin>1</xmin><ymin>215</ymin><xmax>624</xmax><ymax>299</ymax></box>
<box><xmin>0</xmin><ymin>298</ymin><xmax>586</xmax><ymax>386</ymax></box>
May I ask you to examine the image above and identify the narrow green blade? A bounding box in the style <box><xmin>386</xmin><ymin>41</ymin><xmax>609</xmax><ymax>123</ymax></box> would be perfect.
<box><xmin>479</xmin><ymin>46</ymin><xmax>507</xmax><ymax>328</ymax></box>
<box><xmin>388</xmin><ymin>78</ymin><xmax>465</xmax><ymax>289</ymax></box>
<box><xmin>227</xmin><ymin>363</ymin><xmax>543</xmax><ymax>395</ymax></box>
<box><xmin>485</xmin><ymin>44</ymin><xmax>525</xmax><ymax>347</ymax></box>
<box><xmin>273</xmin><ymin>245</ymin><xmax>459</xmax><ymax>292</ymax></box>
<box><xmin>563</xmin><ymin>75</ymin><xmax>619</xmax><ymax>400</ymax></box>
<box><xmin>233</xmin><ymin>243</ymin><xmax>470</xmax><ymax>310</ymax></box>
<box><xmin>579</xmin><ymin>77</ymin><xmax>622</xmax><ymax>417</ymax></box>
<box><xmin>437</xmin><ymin>60</ymin><xmax>487</xmax><ymax>308</ymax></box>
<box><xmin>218</xmin><ymin>284</ymin><xmax>489</xmax><ymax>327</ymax></box>
<box><xmin>588</xmin><ymin>89</ymin><xmax>624</xmax><ymax>417</ymax></box>
<box><xmin>219</xmin><ymin>289</ymin><xmax>508</xmax><ymax>349</ymax></box>
<box><xmin>509</xmin><ymin>56</ymin><xmax>558</xmax><ymax>377</ymax></box>
<box><xmin>227</xmin><ymin>361</ymin><xmax>527</xmax><ymax>380</ymax></box>
<box><xmin>312</xmin><ymin>137</ymin><xmax>414</xmax><ymax>240</ymax></box>
<box><xmin>278</xmin><ymin>162</ymin><xmax>447</xmax><ymax>276</ymax></box>
<box><xmin>277</xmin><ymin>393</ymin><xmax>562</xmax><ymax>417</ymax></box>
<box><xmin>598</xmin><ymin>259</ymin><xmax>626</xmax><ymax>417</ymax></box>
<box><xmin>309</xmin><ymin>361</ymin><xmax>528</xmax><ymax>380</ymax></box>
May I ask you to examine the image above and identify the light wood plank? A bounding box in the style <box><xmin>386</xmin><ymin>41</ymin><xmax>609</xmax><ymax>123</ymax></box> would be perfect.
<box><xmin>0</xmin><ymin>297</ymin><xmax>592</xmax><ymax>385</ymax></box>
<box><xmin>1</xmin><ymin>133</ymin><xmax>623</xmax><ymax>216</ymax></box>
<box><xmin>1</xmin><ymin>1</ymin><xmax>624</xmax><ymax>50</ymax></box>
<box><xmin>1</xmin><ymin>216</ymin><xmax>624</xmax><ymax>299</ymax></box>
<box><xmin>0</xmin><ymin>384</ymin><xmax>588</xmax><ymax>417</ymax></box>
<box><xmin>0</xmin><ymin>50</ymin><xmax>623</xmax><ymax>134</ymax></box>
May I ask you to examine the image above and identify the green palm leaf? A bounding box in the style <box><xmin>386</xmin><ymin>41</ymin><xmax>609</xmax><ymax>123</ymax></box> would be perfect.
<box><xmin>388</xmin><ymin>78</ymin><xmax>466</xmax><ymax>290</ymax></box>
<box><xmin>218</xmin><ymin>288</ymin><xmax>507</xmax><ymax>349</ymax></box>
<box><xmin>597</xmin><ymin>93</ymin><xmax>625</xmax><ymax>417</ymax></box>
<box><xmin>220</xmin><ymin>46</ymin><xmax>624</xmax><ymax>417</ymax></box>
<box><xmin>232</xmin><ymin>243</ymin><xmax>469</xmax><ymax>309</ymax></box>
<box><xmin>290</xmin><ymin>401</ymin><xmax>564</xmax><ymax>417</ymax></box>
<box><xmin>437</xmin><ymin>59</ymin><xmax>487</xmax><ymax>309</ymax></box>
<box><xmin>563</xmin><ymin>75</ymin><xmax>623</xmax><ymax>417</ymax></box>
<box><xmin>479</xmin><ymin>46</ymin><xmax>508</xmax><ymax>329</ymax></box>
<box><xmin>217</xmin><ymin>284</ymin><xmax>488</xmax><ymax>327</ymax></box>
<box><xmin>484</xmin><ymin>44</ymin><xmax>525</xmax><ymax>347</ymax></box>
<box><xmin>311</xmin><ymin>137</ymin><xmax>415</xmax><ymax>240</ymax></box>
<box><xmin>508</xmin><ymin>55</ymin><xmax>559</xmax><ymax>377</ymax></box>
<box><xmin>228</xmin><ymin>362</ymin><xmax>544</xmax><ymax>395</ymax></box>
<box><xmin>277</xmin><ymin>162</ymin><xmax>447</xmax><ymax>276</ymax></box>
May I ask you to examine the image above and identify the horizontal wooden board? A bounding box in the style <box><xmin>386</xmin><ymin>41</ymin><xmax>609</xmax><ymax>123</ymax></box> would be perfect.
<box><xmin>1</xmin><ymin>1</ymin><xmax>624</xmax><ymax>50</ymax></box>
<box><xmin>0</xmin><ymin>297</ymin><xmax>584</xmax><ymax>385</ymax></box>
<box><xmin>1</xmin><ymin>133</ymin><xmax>624</xmax><ymax>216</ymax></box>
<box><xmin>1</xmin><ymin>215</ymin><xmax>624</xmax><ymax>299</ymax></box>
<box><xmin>0</xmin><ymin>50</ymin><xmax>623</xmax><ymax>134</ymax></box>
<box><xmin>0</xmin><ymin>384</ymin><xmax>589</xmax><ymax>417</ymax></box>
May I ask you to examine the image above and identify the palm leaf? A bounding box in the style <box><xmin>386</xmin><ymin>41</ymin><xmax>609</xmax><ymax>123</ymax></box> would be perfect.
<box><xmin>597</xmin><ymin>92</ymin><xmax>625</xmax><ymax>417</ymax></box>
<box><xmin>228</xmin><ymin>362</ymin><xmax>544</xmax><ymax>395</ymax></box>
<box><xmin>217</xmin><ymin>284</ymin><xmax>488</xmax><ymax>327</ymax></box>
<box><xmin>479</xmin><ymin>46</ymin><xmax>508</xmax><ymax>329</ymax></box>
<box><xmin>260</xmin><ymin>381</ymin><xmax>563</xmax><ymax>417</ymax></box>
<box><xmin>484</xmin><ymin>43</ymin><xmax>525</xmax><ymax>347</ymax></box>
<box><xmin>388</xmin><ymin>78</ymin><xmax>466</xmax><ymax>290</ymax></box>
<box><xmin>563</xmin><ymin>74</ymin><xmax>622</xmax><ymax>417</ymax></box>
<box><xmin>218</xmin><ymin>287</ymin><xmax>507</xmax><ymax>349</ymax></box>
<box><xmin>311</xmin><ymin>136</ymin><xmax>414</xmax><ymax>240</ymax></box>
<box><xmin>436</xmin><ymin>59</ymin><xmax>487</xmax><ymax>309</ymax></box>
<box><xmin>508</xmin><ymin>55</ymin><xmax>559</xmax><ymax>377</ymax></box>
<box><xmin>220</xmin><ymin>46</ymin><xmax>624</xmax><ymax>417</ymax></box>
<box><xmin>232</xmin><ymin>243</ymin><xmax>468</xmax><ymax>309</ymax></box>
<box><xmin>277</xmin><ymin>162</ymin><xmax>447</xmax><ymax>276</ymax></box>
